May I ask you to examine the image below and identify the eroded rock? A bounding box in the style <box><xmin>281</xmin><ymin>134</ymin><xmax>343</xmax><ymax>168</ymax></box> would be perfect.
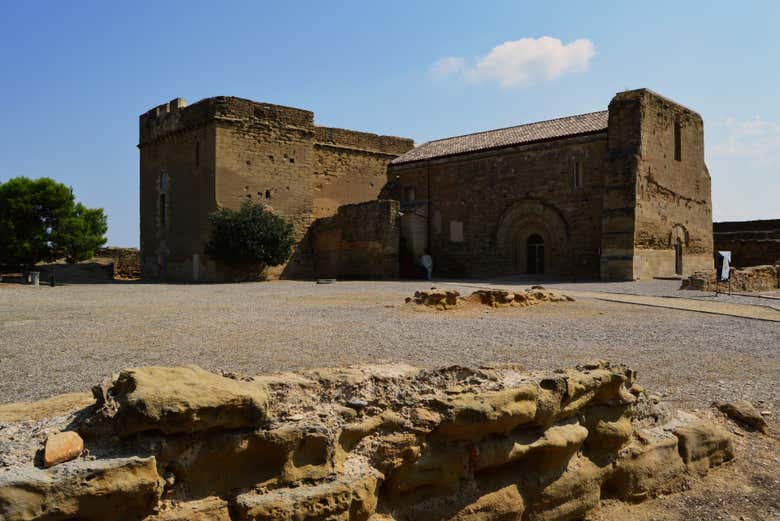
<box><xmin>85</xmin><ymin>365</ymin><xmax>269</xmax><ymax>437</ymax></box>
<box><xmin>232</xmin><ymin>470</ymin><xmax>381</xmax><ymax>521</ymax></box>
<box><xmin>406</xmin><ymin>287</ymin><xmax>574</xmax><ymax>310</ymax></box>
<box><xmin>717</xmin><ymin>399</ymin><xmax>769</xmax><ymax>433</ymax></box>
<box><xmin>0</xmin><ymin>363</ymin><xmax>737</xmax><ymax>521</ymax></box>
<box><xmin>0</xmin><ymin>457</ymin><xmax>162</xmax><ymax>521</ymax></box>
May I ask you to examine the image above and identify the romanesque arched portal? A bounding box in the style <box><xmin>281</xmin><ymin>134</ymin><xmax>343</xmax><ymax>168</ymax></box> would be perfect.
<box><xmin>496</xmin><ymin>198</ymin><xmax>571</xmax><ymax>276</ymax></box>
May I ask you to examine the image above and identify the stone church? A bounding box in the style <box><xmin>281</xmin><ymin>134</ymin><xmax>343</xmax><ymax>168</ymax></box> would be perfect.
<box><xmin>389</xmin><ymin>88</ymin><xmax>713</xmax><ymax>281</ymax></box>
<box><xmin>138</xmin><ymin>88</ymin><xmax>712</xmax><ymax>282</ymax></box>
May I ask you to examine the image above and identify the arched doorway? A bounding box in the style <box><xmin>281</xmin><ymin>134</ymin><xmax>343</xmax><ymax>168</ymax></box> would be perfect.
<box><xmin>674</xmin><ymin>238</ymin><xmax>683</xmax><ymax>275</ymax></box>
<box><xmin>526</xmin><ymin>234</ymin><xmax>544</xmax><ymax>275</ymax></box>
<box><xmin>496</xmin><ymin>199</ymin><xmax>571</xmax><ymax>276</ymax></box>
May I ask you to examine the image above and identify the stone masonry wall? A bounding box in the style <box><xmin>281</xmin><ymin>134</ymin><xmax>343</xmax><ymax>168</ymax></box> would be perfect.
<box><xmin>307</xmin><ymin>199</ymin><xmax>400</xmax><ymax>279</ymax></box>
<box><xmin>139</xmin><ymin>97</ymin><xmax>413</xmax><ymax>281</ymax></box>
<box><xmin>389</xmin><ymin>135</ymin><xmax>609</xmax><ymax>279</ymax></box>
<box><xmin>681</xmin><ymin>264</ymin><xmax>780</xmax><ymax>292</ymax></box>
<box><xmin>139</xmin><ymin>101</ymin><xmax>216</xmax><ymax>281</ymax></box>
<box><xmin>389</xmin><ymin>89</ymin><xmax>713</xmax><ymax>282</ymax></box>
<box><xmin>714</xmin><ymin>219</ymin><xmax>780</xmax><ymax>267</ymax></box>
<box><xmin>94</xmin><ymin>247</ymin><xmax>141</xmax><ymax>279</ymax></box>
<box><xmin>629</xmin><ymin>90</ymin><xmax>713</xmax><ymax>279</ymax></box>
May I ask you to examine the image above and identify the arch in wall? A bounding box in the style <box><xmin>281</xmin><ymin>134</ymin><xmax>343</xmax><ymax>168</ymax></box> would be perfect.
<box><xmin>671</xmin><ymin>224</ymin><xmax>689</xmax><ymax>276</ymax></box>
<box><xmin>496</xmin><ymin>198</ymin><xmax>571</xmax><ymax>276</ymax></box>
<box><xmin>670</xmin><ymin>224</ymin><xmax>689</xmax><ymax>248</ymax></box>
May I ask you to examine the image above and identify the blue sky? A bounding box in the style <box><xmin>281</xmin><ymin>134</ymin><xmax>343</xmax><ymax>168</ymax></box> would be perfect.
<box><xmin>1</xmin><ymin>1</ymin><xmax>778</xmax><ymax>246</ymax></box>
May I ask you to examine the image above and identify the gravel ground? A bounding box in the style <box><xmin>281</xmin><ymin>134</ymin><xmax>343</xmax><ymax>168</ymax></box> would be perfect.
<box><xmin>0</xmin><ymin>280</ymin><xmax>778</xmax><ymax>419</ymax></box>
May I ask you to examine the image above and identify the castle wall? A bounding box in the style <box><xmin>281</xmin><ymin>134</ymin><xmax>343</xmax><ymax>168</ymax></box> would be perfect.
<box><xmin>139</xmin><ymin>99</ymin><xmax>217</xmax><ymax>281</ymax></box>
<box><xmin>713</xmin><ymin>219</ymin><xmax>780</xmax><ymax>267</ymax></box>
<box><xmin>307</xmin><ymin>200</ymin><xmax>400</xmax><ymax>279</ymax></box>
<box><xmin>601</xmin><ymin>93</ymin><xmax>641</xmax><ymax>280</ymax></box>
<box><xmin>312</xmin><ymin>127</ymin><xmax>409</xmax><ymax>220</ymax></box>
<box><xmin>139</xmin><ymin>96</ymin><xmax>412</xmax><ymax>281</ymax></box>
<box><xmin>389</xmin><ymin>135</ymin><xmax>608</xmax><ymax>279</ymax></box>
<box><xmin>628</xmin><ymin>90</ymin><xmax>713</xmax><ymax>279</ymax></box>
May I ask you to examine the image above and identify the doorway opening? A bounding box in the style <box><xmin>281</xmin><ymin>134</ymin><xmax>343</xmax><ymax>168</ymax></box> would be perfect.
<box><xmin>674</xmin><ymin>238</ymin><xmax>683</xmax><ymax>275</ymax></box>
<box><xmin>527</xmin><ymin>234</ymin><xmax>545</xmax><ymax>275</ymax></box>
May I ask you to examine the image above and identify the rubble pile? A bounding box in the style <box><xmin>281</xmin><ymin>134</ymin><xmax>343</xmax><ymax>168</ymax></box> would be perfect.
<box><xmin>406</xmin><ymin>287</ymin><xmax>575</xmax><ymax>310</ymax></box>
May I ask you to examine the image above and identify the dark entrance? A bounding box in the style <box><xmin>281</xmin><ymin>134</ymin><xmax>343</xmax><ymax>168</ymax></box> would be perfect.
<box><xmin>674</xmin><ymin>238</ymin><xmax>683</xmax><ymax>275</ymax></box>
<box><xmin>527</xmin><ymin>234</ymin><xmax>544</xmax><ymax>275</ymax></box>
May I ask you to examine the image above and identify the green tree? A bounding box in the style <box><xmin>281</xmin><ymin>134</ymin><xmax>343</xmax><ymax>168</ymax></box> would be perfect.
<box><xmin>0</xmin><ymin>177</ymin><xmax>108</xmax><ymax>269</ymax></box>
<box><xmin>205</xmin><ymin>201</ymin><xmax>294</xmax><ymax>267</ymax></box>
<box><xmin>54</xmin><ymin>203</ymin><xmax>108</xmax><ymax>263</ymax></box>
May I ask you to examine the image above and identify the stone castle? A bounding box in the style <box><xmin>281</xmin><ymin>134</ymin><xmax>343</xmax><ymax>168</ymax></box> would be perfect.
<box><xmin>139</xmin><ymin>89</ymin><xmax>713</xmax><ymax>281</ymax></box>
<box><xmin>138</xmin><ymin>97</ymin><xmax>413</xmax><ymax>281</ymax></box>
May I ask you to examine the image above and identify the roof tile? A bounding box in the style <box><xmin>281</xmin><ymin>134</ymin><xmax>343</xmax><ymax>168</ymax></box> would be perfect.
<box><xmin>391</xmin><ymin>110</ymin><xmax>608</xmax><ymax>165</ymax></box>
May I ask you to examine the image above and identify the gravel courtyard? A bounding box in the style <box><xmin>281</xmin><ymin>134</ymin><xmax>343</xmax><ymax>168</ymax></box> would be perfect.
<box><xmin>1</xmin><ymin>280</ymin><xmax>778</xmax><ymax>417</ymax></box>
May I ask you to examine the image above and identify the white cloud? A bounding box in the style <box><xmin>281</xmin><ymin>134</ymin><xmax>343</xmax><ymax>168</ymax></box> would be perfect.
<box><xmin>708</xmin><ymin>115</ymin><xmax>780</xmax><ymax>221</ymax></box>
<box><xmin>430</xmin><ymin>36</ymin><xmax>595</xmax><ymax>88</ymax></box>
<box><xmin>429</xmin><ymin>56</ymin><xmax>466</xmax><ymax>79</ymax></box>
<box><xmin>710</xmin><ymin>116</ymin><xmax>780</xmax><ymax>164</ymax></box>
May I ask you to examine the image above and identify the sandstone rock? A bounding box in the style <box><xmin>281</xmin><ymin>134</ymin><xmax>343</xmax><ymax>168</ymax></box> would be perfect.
<box><xmin>524</xmin><ymin>455</ymin><xmax>606</xmax><ymax>521</ymax></box>
<box><xmin>410</xmin><ymin>288</ymin><xmax>573</xmax><ymax>309</ymax></box>
<box><xmin>717</xmin><ymin>400</ymin><xmax>769</xmax><ymax>433</ymax></box>
<box><xmin>0</xmin><ymin>457</ymin><xmax>162</xmax><ymax>521</ymax></box>
<box><xmin>606</xmin><ymin>427</ymin><xmax>687</xmax><ymax>501</ymax></box>
<box><xmin>434</xmin><ymin>384</ymin><xmax>538</xmax><ymax>440</ymax></box>
<box><xmin>387</xmin><ymin>444</ymin><xmax>467</xmax><ymax>495</ymax></box>
<box><xmin>160</xmin><ymin>424</ymin><xmax>334</xmax><ymax>498</ymax></box>
<box><xmin>671</xmin><ymin>417</ymin><xmax>734</xmax><ymax>474</ymax></box>
<box><xmin>232</xmin><ymin>470</ymin><xmax>381</xmax><ymax>521</ymax></box>
<box><xmin>143</xmin><ymin>497</ymin><xmax>231</xmax><ymax>521</ymax></box>
<box><xmin>451</xmin><ymin>485</ymin><xmax>525</xmax><ymax>520</ymax></box>
<box><xmin>473</xmin><ymin>419</ymin><xmax>588</xmax><ymax>472</ymax></box>
<box><xmin>86</xmin><ymin>365</ymin><xmax>269</xmax><ymax>436</ymax></box>
<box><xmin>560</xmin><ymin>367</ymin><xmax>628</xmax><ymax>416</ymax></box>
<box><xmin>43</xmin><ymin>431</ymin><xmax>83</xmax><ymax>467</ymax></box>
<box><xmin>581</xmin><ymin>405</ymin><xmax>633</xmax><ymax>449</ymax></box>
<box><xmin>0</xmin><ymin>362</ymin><xmax>738</xmax><ymax>521</ymax></box>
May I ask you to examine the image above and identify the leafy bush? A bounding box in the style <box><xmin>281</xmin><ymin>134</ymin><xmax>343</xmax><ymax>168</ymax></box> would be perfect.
<box><xmin>0</xmin><ymin>177</ymin><xmax>107</xmax><ymax>269</ymax></box>
<box><xmin>205</xmin><ymin>201</ymin><xmax>294</xmax><ymax>267</ymax></box>
<box><xmin>57</xmin><ymin>203</ymin><xmax>109</xmax><ymax>264</ymax></box>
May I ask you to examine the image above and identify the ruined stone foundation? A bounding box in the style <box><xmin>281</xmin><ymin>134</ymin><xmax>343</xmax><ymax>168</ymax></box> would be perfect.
<box><xmin>0</xmin><ymin>362</ymin><xmax>734</xmax><ymax>521</ymax></box>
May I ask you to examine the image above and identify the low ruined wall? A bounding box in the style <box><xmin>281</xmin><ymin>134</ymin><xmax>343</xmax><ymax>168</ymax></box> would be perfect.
<box><xmin>713</xmin><ymin>219</ymin><xmax>780</xmax><ymax>267</ymax></box>
<box><xmin>0</xmin><ymin>362</ymin><xmax>736</xmax><ymax>521</ymax></box>
<box><xmin>309</xmin><ymin>199</ymin><xmax>400</xmax><ymax>279</ymax></box>
<box><xmin>95</xmin><ymin>247</ymin><xmax>141</xmax><ymax>279</ymax></box>
<box><xmin>681</xmin><ymin>264</ymin><xmax>780</xmax><ymax>292</ymax></box>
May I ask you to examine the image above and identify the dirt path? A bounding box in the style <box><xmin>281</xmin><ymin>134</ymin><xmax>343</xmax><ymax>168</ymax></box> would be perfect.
<box><xmin>568</xmin><ymin>290</ymin><xmax>780</xmax><ymax>322</ymax></box>
<box><xmin>447</xmin><ymin>281</ymin><xmax>780</xmax><ymax>322</ymax></box>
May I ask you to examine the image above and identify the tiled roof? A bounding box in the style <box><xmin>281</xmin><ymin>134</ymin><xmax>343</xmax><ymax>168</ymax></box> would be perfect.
<box><xmin>391</xmin><ymin>110</ymin><xmax>609</xmax><ymax>165</ymax></box>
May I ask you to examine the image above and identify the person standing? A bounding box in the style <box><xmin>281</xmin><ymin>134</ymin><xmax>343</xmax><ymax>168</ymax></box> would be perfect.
<box><xmin>421</xmin><ymin>252</ymin><xmax>433</xmax><ymax>281</ymax></box>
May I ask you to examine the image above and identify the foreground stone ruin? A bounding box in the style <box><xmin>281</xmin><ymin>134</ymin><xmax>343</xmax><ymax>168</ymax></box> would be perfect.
<box><xmin>0</xmin><ymin>362</ymin><xmax>737</xmax><ymax>521</ymax></box>
<box><xmin>407</xmin><ymin>287</ymin><xmax>574</xmax><ymax>310</ymax></box>
<box><xmin>681</xmin><ymin>264</ymin><xmax>780</xmax><ymax>292</ymax></box>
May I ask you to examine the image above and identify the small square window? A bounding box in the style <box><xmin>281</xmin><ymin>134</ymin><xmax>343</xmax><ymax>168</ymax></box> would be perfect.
<box><xmin>403</xmin><ymin>186</ymin><xmax>416</xmax><ymax>202</ymax></box>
